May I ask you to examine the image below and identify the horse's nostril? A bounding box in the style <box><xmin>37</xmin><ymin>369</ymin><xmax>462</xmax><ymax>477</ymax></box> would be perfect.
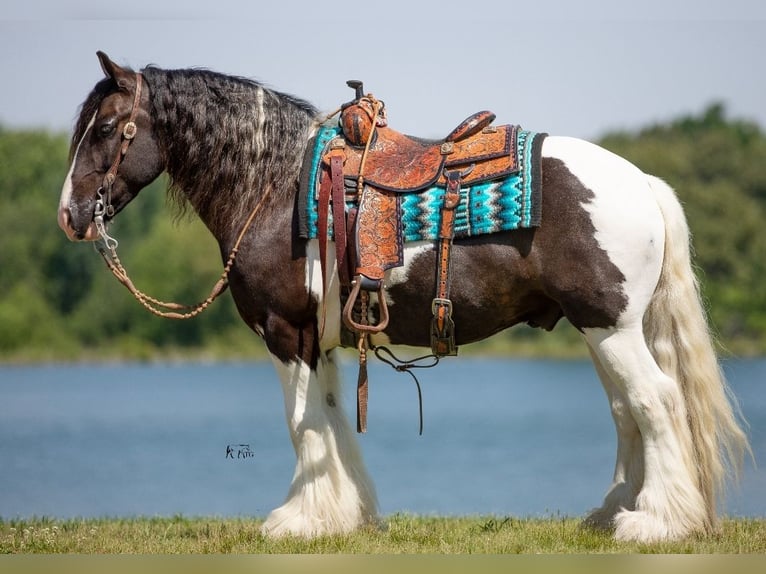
<box><xmin>57</xmin><ymin>207</ymin><xmax>82</xmax><ymax>241</ymax></box>
<box><xmin>57</xmin><ymin>207</ymin><xmax>71</xmax><ymax>232</ymax></box>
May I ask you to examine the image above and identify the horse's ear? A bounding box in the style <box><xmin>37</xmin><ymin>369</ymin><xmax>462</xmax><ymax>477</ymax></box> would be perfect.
<box><xmin>96</xmin><ymin>51</ymin><xmax>132</xmax><ymax>90</ymax></box>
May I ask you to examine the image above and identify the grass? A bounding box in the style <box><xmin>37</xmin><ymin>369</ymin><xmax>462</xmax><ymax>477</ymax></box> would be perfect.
<box><xmin>2</xmin><ymin>514</ymin><xmax>765</xmax><ymax>554</ymax></box>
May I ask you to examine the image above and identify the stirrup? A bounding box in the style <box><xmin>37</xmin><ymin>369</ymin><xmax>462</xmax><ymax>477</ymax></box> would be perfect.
<box><xmin>342</xmin><ymin>276</ymin><xmax>390</xmax><ymax>334</ymax></box>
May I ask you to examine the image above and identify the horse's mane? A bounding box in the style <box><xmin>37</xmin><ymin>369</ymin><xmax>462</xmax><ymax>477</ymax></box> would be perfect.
<box><xmin>140</xmin><ymin>66</ymin><xmax>319</xmax><ymax>234</ymax></box>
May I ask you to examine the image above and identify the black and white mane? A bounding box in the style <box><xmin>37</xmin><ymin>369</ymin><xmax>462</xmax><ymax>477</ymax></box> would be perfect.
<box><xmin>74</xmin><ymin>66</ymin><xmax>319</xmax><ymax>237</ymax></box>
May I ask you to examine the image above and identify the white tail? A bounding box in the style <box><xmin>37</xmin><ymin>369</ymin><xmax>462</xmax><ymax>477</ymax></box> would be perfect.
<box><xmin>644</xmin><ymin>175</ymin><xmax>750</xmax><ymax>527</ymax></box>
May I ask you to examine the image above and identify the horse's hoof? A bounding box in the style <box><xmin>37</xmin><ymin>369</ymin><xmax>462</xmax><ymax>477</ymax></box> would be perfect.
<box><xmin>613</xmin><ymin>509</ymin><xmax>685</xmax><ymax>543</ymax></box>
<box><xmin>581</xmin><ymin>507</ymin><xmax>616</xmax><ymax>531</ymax></box>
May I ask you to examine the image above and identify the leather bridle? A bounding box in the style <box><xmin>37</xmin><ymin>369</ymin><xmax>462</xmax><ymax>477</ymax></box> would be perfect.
<box><xmin>93</xmin><ymin>72</ymin><xmax>143</xmax><ymax>237</ymax></box>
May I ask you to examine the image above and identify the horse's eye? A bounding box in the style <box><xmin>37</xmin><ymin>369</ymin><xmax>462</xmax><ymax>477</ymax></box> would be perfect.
<box><xmin>99</xmin><ymin>121</ymin><xmax>116</xmax><ymax>138</ymax></box>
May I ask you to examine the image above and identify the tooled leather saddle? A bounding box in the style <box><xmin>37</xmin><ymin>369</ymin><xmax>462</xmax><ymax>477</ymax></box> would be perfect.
<box><xmin>314</xmin><ymin>81</ymin><xmax>530</xmax><ymax>432</ymax></box>
<box><xmin>317</xmin><ymin>81</ymin><xmax>520</xmax><ymax>349</ymax></box>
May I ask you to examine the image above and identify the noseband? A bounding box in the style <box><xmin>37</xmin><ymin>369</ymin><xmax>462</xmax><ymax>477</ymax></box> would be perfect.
<box><xmin>93</xmin><ymin>72</ymin><xmax>143</xmax><ymax>247</ymax></box>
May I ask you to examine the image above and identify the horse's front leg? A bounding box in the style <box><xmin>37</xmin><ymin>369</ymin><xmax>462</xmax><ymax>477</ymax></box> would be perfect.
<box><xmin>263</xmin><ymin>342</ymin><xmax>379</xmax><ymax>537</ymax></box>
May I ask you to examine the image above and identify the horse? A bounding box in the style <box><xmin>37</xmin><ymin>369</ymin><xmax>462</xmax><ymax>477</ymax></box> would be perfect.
<box><xmin>57</xmin><ymin>52</ymin><xmax>749</xmax><ymax>543</ymax></box>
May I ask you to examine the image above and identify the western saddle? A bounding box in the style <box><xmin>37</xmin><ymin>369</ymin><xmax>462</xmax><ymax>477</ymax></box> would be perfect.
<box><xmin>318</xmin><ymin>81</ymin><xmax>520</xmax><ymax>432</ymax></box>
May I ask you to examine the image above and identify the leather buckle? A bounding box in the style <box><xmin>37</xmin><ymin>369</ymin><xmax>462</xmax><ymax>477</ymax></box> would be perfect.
<box><xmin>431</xmin><ymin>297</ymin><xmax>453</xmax><ymax>316</ymax></box>
<box><xmin>430</xmin><ymin>297</ymin><xmax>457</xmax><ymax>356</ymax></box>
<box><xmin>323</xmin><ymin>140</ymin><xmax>347</xmax><ymax>166</ymax></box>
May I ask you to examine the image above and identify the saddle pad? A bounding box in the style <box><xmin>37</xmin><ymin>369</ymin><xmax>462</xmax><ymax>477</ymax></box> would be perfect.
<box><xmin>297</xmin><ymin>123</ymin><xmax>546</xmax><ymax>242</ymax></box>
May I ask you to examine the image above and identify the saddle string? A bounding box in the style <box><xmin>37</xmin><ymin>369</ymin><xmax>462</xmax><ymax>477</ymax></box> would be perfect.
<box><xmin>372</xmin><ymin>345</ymin><xmax>439</xmax><ymax>436</ymax></box>
<box><xmin>356</xmin><ymin>96</ymin><xmax>383</xmax><ymax>198</ymax></box>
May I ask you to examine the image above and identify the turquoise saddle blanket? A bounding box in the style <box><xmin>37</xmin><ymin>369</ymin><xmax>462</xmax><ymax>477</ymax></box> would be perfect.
<box><xmin>297</xmin><ymin>123</ymin><xmax>546</xmax><ymax>242</ymax></box>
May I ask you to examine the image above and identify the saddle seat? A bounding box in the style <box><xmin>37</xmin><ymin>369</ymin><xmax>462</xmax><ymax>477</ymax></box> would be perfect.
<box><xmin>328</xmin><ymin>109</ymin><xmax>519</xmax><ymax>193</ymax></box>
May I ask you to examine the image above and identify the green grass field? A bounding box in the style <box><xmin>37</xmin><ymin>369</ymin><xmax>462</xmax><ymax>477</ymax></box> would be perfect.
<box><xmin>2</xmin><ymin>514</ymin><xmax>765</xmax><ymax>554</ymax></box>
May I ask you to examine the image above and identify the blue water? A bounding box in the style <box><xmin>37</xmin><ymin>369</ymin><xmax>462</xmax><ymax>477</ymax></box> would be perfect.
<box><xmin>0</xmin><ymin>358</ymin><xmax>763</xmax><ymax>520</ymax></box>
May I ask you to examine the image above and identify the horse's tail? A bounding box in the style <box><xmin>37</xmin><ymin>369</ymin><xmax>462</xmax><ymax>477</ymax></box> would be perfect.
<box><xmin>644</xmin><ymin>175</ymin><xmax>750</xmax><ymax>526</ymax></box>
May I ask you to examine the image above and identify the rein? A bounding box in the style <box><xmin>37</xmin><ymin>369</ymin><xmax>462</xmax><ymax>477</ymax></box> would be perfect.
<box><xmin>93</xmin><ymin>71</ymin><xmax>269</xmax><ymax>320</ymax></box>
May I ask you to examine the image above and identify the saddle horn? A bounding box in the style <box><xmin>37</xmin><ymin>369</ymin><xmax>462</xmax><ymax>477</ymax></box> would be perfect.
<box><xmin>340</xmin><ymin>80</ymin><xmax>386</xmax><ymax>146</ymax></box>
<box><xmin>346</xmin><ymin>80</ymin><xmax>365</xmax><ymax>102</ymax></box>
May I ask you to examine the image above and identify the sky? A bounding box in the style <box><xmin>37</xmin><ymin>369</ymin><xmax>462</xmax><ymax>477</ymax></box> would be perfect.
<box><xmin>1</xmin><ymin>0</ymin><xmax>765</xmax><ymax>140</ymax></box>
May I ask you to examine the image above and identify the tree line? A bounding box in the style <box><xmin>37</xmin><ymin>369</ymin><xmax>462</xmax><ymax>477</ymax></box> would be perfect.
<box><xmin>1</xmin><ymin>103</ymin><xmax>764</xmax><ymax>362</ymax></box>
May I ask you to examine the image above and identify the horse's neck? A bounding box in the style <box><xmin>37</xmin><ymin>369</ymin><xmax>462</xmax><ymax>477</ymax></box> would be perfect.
<box><xmin>157</xmin><ymin>105</ymin><xmax>314</xmax><ymax>243</ymax></box>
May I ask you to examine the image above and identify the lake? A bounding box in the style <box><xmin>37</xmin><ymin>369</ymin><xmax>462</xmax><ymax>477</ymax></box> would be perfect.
<box><xmin>0</xmin><ymin>358</ymin><xmax>763</xmax><ymax>520</ymax></box>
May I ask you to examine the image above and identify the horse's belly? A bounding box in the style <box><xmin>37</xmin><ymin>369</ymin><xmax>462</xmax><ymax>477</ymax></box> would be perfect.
<box><xmin>377</xmin><ymin>237</ymin><xmax>559</xmax><ymax>348</ymax></box>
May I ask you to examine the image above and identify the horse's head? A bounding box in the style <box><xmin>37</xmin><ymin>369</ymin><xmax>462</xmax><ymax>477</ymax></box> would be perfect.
<box><xmin>58</xmin><ymin>51</ymin><xmax>163</xmax><ymax>241</ymax></box>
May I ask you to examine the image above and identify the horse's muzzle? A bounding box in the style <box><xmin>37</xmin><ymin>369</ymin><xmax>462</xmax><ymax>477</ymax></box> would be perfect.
<box><xmin>58</xmin><ymin>206</ymin><xmax>99</xmax><ymax>242</ymax></box>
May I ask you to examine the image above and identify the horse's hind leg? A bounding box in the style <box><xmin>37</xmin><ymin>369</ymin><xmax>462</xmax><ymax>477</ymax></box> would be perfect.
<box><xmin>584</xmin><ymin>325</ymin><xmax>707</xmax><ymax>542</ymax></box>
<box><xmin>583</xmin><ymin>344</ymin><xmax>644</xmax><ymax>528</ymax></box>
<box><xmin>262</xmin><ymin>348</ymin><xmax>378</xmax><ymax>537</ymax></box>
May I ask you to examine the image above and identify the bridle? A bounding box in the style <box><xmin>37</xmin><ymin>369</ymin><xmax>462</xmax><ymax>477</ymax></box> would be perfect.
<box><xmin>93</xmin><ymin>72</ymin><xmax>143</xmax><ymax>249</ymax></box>
<box><xmin>92</xmin><ymin>71</ymin><xmax>270</xmax><ymax>319</ymax></box>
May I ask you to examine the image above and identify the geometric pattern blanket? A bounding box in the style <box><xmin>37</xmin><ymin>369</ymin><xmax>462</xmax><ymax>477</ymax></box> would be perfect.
<box><xmin>298</xmin><ymin>123</ymin><xmax>546</xmax><ymax>242</ymax></box>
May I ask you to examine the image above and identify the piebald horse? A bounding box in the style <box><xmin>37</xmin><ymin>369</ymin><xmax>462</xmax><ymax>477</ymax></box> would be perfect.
<box><xmin>58</xmin><ymin>52</ymin><xmax>748</xmax><ymax>542</ymax></box>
